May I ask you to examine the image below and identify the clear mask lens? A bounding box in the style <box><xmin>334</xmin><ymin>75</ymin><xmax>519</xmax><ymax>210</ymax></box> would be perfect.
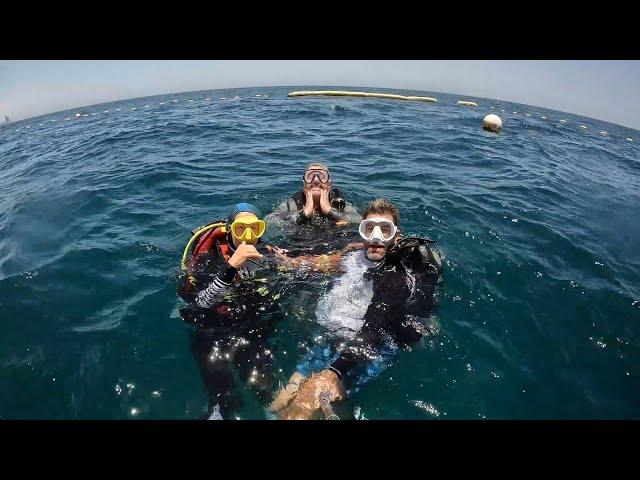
<box><xmin>303</xmin><ymin>170</ymin><xmax>330</xmax><ymax>184</ymax></box>
<box><xmin>359</xmin><ymin>219</ymin><xmax>397</xmax><ymax>243</ymax></box>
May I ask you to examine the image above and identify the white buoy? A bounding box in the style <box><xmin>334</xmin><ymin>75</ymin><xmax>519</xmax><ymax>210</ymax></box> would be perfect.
<box><xmin>560</xmin><ymin>119</ymin><xmax>566</xmax><ymax>123</ymax></box>
<box><xmin>75</xmin><ymin>113</ymin><xmax>81</xmax><ymax>118</ymax></box>
<box><xmin>483</xmin><ymin>114</ymin><xmax>503</xmax><ymax>133</ymax></box>
<box><xmin>541</xmin><ymin>116</ymin><xmax>547</xmax><ymax>119</ymax></box>
<box><xmin>458</xmin><ymin>100</ymin><xmax>478</xmax><ymax>107</ymax></box>
<box><xmin>581</xmin><ymin>125</ymin><xmax>587</xmax><ymax>129</ymax></box>
<box><xmin>491</xmin><ymin>106</ymin><xmax>495</xmax><ymax>110</ymax></box>
<box><xmin>627</xmin><ymin>137</ymin><xmax>634</xmax><ymax>142</ymax></box>
<box><xmin>600</xmin><ymin>131</ymin><xmax>608</xmax><ymax>135</ymax></box>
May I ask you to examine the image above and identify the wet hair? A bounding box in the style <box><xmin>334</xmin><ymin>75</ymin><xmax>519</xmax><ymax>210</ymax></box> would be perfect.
<box><xmin>362</xmin><ymin>198</ymin><xmax>400</xmax><ymax>226</ymax></box>
<box><xmin>306</xmin><ymin>162</ymin><xmax>328</xmax><ymax>172</ymax></box>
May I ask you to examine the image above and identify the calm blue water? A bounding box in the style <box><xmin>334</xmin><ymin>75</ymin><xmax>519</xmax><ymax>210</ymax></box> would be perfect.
<box><xmin>1</xmin><ymin>86</ymin><xmax>639</xmax><ymax>419</ymax></box>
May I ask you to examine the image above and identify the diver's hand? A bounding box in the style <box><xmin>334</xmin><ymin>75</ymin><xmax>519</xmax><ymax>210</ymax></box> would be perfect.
<box><xmin>266</xmin><ymin>245</ymin><xmax>296</xmax><ymax>269</ymax></box>
<box><xmin>319</xmin><ymin>188</ymin><xmax>333</xmax><ymax>215</ymax></box>
<box><xmin>228</xmin><ymin>241</ymin><xmax>263</xmax><ymax>269</ymax></box>
<box><xmin>303</xmin><ymin>187</ymin><xmax>315</xmax><ymax>218</ymax></box>
<box><xmin>278</xmin><ymin>369</ymin><xmax>344</xmax><ymax>420</ymax></box>
<box><xmin>266</xmin><ymin>245</ymin><xmax>289</xmax><ymax>255</ymax></box>
<box><xmin>266</xmin><ymin>245</ymin><xmax>289</xmax><ymax>260</ymax></box>
<box><xmin>344</xmin><ymin>242</ymin><xmax>365</xmax><ymax>252</ymax></box>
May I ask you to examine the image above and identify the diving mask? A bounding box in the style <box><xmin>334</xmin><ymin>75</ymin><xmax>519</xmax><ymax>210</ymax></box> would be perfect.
<box><xmin>303</xmin><ymin>169</ymin><xmax>330</xmax><ymax>184</ymax></box>
<box><xmin>230</xmin><ymin>219</ymin><xmax>266</xmax><ymax>242</ymax></box>
<box><xmin>359</xmin><ymin>218</ymin><xmax>397</xmax><ymax>244</ymax></box>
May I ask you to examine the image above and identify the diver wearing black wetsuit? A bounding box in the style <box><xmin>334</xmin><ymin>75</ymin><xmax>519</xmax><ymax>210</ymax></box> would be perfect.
<box><xmin>266</xmin><ymin>163</ymin><xmax>361</xmax><ymax>228</ymax></box>
<box><xmin>327</xmin><ymin>238</ymin><xmax>442</xmax><ymax>390</ymax></box>
<box><xmin>178</xmin><ymin>204</ymin><xmax>284</xmax><ymax>420</ymax></box>
<box><xmin>271</xmin><ymin>199</ymin><xmax>445</xmax><ymax>420</ymax></box>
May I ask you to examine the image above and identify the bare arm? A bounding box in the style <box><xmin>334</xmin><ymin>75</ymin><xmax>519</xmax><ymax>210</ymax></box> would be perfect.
<box><xmin>266</xmin><ymin>242</ymin><xmax>364</xmax><ymax>274</ymax></box>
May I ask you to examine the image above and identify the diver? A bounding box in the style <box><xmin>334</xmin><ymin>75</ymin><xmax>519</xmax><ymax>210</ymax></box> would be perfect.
<box><xmin>266</xmin><ymin>163</ymin><xmax>361</xmax><ymax>227</ymax></box>
<box><xmin>177</xmin><ymin>203</ymin><xmax>285</xmax><ymax>420</ymax></box>
<box><xmin>267</xmin><ymin>199</ymin><xmax>444</xmax><ymax>420</ymax></box>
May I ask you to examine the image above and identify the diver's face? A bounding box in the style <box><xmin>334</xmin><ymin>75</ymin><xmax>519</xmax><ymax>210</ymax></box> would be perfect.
<box><xmin>231</xmin><ymin>212</ymin><xmax>261</xmax><ymax>248</ymax></box>
<box><xmin>363</xmin><ymin>212</ymin><xmax>398</xmax><ymax>261</ymax></box>
<box><xmin>304</xmin><ymin>167</ymin><xmax>330</xmax><ymax>199</ymax></box>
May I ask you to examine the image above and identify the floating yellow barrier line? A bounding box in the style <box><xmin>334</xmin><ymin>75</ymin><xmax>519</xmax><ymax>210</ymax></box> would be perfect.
<box><xmin>287</xmin><ymin>90</ymin><xmax>438</xmax><ymax>102</ymax></box>
<box><xmin>457</xmin><ymin>100</ymin><xmax>478</xmax><ymax>107</ymax></box>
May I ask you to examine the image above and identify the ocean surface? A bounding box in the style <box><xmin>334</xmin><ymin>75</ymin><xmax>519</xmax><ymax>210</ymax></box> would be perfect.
<box><xmin>1</xmin><ymin>86</ymin><xmax>639</xmax><ymax>419</ymax></box>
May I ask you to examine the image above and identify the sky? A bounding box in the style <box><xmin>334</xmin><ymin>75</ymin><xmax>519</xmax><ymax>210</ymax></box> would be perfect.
<box><xmin>1</xmin><ymin>60</ymin><xmax>639</xmax><ymax>130</ymax></box>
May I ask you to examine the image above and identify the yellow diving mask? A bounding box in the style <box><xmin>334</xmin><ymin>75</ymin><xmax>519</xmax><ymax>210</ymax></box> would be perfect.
<box><xmin>229</xmin><ymin>218</ymin><xmax>266</xmax><ymax>242</ymax></box>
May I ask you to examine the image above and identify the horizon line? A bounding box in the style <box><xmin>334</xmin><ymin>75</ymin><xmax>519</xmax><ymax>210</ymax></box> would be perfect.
<box><xmin>4</xmin><ymin>84</ymin><xmax>638</xmax><ymax>133</ymax></box>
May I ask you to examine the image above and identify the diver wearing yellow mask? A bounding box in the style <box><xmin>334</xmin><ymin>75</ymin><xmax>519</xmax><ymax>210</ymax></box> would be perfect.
<box><xmin>178</xmin><ymin>203</ymin><xmax>283</xmax><ymax>420</ymax></box>
<box><xmin>179</xmin><ymin>203</ymin><xmax>268</xmax><ymax>308</ymax></box>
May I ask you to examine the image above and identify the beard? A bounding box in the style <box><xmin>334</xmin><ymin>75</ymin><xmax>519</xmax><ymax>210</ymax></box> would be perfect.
<box><xmin>364</xmin><ymin>243</ymin><xmax>387</xmax><ymax>261</ymax></box>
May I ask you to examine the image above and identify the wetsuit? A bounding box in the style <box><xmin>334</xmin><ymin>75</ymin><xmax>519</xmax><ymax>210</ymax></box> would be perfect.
<box><xmin>300</xmin><ymin>239</ymin><xmax>442</xmax><ymax>392</ymax></box>
<box><xmin>178</xmin><ymin>234</ymin><xmax>284</xmax><ymax>419</ymax></box>
<box><xmin>266</xmin><ymin>187</ymin><xmax>361</xmax><ymax>227</ymax></box>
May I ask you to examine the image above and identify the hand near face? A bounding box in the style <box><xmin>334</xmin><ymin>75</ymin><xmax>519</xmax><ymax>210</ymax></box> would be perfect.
<box><xmin>228</xmin><ymin>241</ymin><xmax>263</xmax><ymax>269</ymax></box>
<box><xmin>277</xmin><ymin>369</ymin><xmax>344</xmax><ymax>420</ymax></box>
<box><xmin>303</xmin><ymin>187</ymin><xmax>315</xmax><ymax>218</ymax></box>
<box><xmin>319</xmin><ymin>188</ymin><xmax>333</xmax><ymax>215</ymax></box>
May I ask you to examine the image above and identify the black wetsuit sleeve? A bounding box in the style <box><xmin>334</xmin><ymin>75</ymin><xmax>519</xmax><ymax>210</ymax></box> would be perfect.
<box><xmin>340</xmin><ymin>202</ymin><xmax>362</xmax><ymax>224</ymax></box>
<box><xmin>265</xmin><ymin>198</ymin><xmax>302</xmax><ymax>225</ymax></box>
<box><xmin>325</xmin><ymin>207</ymin><xmax>348</xmax><ymax>223</ymax></box>
<box><xmin>195</xmin><ymin>263</ymin><xmax>238</xmax><ymax>308</ymax></box>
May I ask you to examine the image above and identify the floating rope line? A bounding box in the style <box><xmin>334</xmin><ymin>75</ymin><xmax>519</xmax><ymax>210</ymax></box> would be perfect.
<box><xmin>288</xmin><ymin>90</ymin><xmax>437</xmax><ymax>103</ymax></box>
